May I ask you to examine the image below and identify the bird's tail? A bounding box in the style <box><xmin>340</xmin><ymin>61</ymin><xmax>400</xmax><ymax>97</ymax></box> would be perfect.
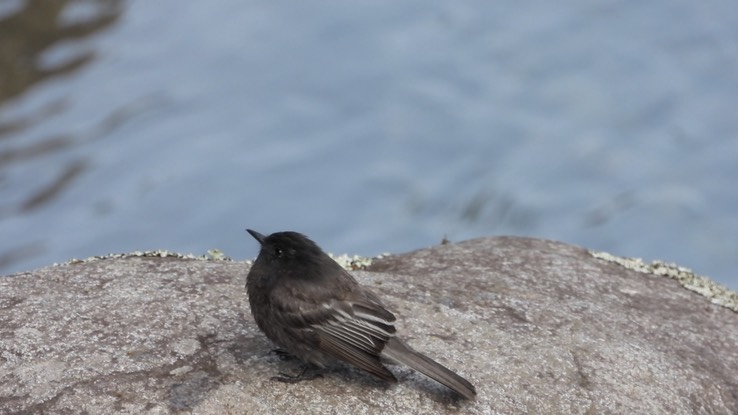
<box><xmin>382</xmin><ymin>337</ymin><xmax>476</xmax><ymax>399</ymax></box>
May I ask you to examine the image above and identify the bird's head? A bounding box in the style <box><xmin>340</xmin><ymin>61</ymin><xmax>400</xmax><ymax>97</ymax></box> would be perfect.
<box><xmin>246</xmin><ymin>229</ymin><xmax>327</xmax><ymax>270</ymax></box>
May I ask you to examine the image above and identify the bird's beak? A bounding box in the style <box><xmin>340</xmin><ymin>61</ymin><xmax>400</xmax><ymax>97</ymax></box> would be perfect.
<box><xmin>246</xmin><ymin>229</ymin><xmax>266</xmax><ymax>245</ymax></box>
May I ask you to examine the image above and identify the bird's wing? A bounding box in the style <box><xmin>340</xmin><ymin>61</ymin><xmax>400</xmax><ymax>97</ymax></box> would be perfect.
<box><xmin>271</xmin><ymin>285</ymin><xmax>399</xmax><ymax>382</ymax></box>
<box><xmin>314</xmin><ymin>299</ymin><xmax>396</xmax><ymax>354</ymax></box>
<box><xmin>314</xmin><ymin>299</ymin><xmax>398</xmax><ymax>382</ymax></box>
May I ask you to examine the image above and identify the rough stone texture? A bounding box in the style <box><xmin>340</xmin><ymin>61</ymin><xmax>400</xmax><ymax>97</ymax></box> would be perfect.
<box><xmin>1</xmin><ymin>236</ymin><xmax>737</xmax><ymax>414</ymax></box>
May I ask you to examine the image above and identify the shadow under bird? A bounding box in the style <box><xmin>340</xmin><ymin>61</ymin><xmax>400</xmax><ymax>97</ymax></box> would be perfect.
<box><xmin>245</xmin><ymin>229</ymin><xmax>477</xmax><ymax>400</ymax></box>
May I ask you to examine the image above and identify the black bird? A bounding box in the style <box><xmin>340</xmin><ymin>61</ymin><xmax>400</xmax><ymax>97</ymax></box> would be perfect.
<box><xmin>245</xmin><ymin>229</ymin><xmax>476</xmax><ymax>400</ymax></box>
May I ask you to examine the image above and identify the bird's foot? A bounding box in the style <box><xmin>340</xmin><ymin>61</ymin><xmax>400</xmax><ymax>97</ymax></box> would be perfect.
<box><xmin>271</xmin><ymin>366</ymin><xmax>323</xmax><ymax>383</ymax></box>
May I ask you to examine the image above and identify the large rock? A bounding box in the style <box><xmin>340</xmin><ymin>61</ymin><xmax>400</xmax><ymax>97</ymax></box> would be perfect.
<box><xmin>0</xmin><ymin>237</ymin><xmax>736</xmax><ymax>414</ymax></box>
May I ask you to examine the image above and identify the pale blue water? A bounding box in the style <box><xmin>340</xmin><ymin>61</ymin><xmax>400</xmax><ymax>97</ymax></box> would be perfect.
<box><xmin>1</xmin><ymin>0</ymin><xmax>737</xmax><ymax>290</ymax></box>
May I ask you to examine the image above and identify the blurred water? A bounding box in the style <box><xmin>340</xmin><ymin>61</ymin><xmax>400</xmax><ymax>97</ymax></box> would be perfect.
<box><xmin>1</xmin><ymin>0</ymin><xmax>737</xmax><ymax>289</ymax></box>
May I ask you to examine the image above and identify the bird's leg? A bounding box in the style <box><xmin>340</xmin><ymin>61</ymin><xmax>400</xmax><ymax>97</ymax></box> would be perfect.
<box><xmin>271</xmin><ymin>365</ymin><xmax>323</xmax><ymax>384</ymax></box>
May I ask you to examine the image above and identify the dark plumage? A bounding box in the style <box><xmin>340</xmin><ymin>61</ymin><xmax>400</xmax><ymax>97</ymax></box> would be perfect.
<box><xmin>245</xmin><ymin>229</ymin><xmax>476</xmax><ymax>399</ymax></box>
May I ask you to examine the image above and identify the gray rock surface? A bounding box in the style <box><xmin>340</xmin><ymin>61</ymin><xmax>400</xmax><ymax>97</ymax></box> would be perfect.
<box><xmin>1</xmin><ymin>237</ymin><xmax>737</xmax><ymax>414</ymax></box>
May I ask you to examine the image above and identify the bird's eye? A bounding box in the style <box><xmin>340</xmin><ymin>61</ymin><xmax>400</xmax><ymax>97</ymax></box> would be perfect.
<box><xmin>274</xmin><ymin>247</ymin><xmax>283</xmax><ymax>257</ymax></box>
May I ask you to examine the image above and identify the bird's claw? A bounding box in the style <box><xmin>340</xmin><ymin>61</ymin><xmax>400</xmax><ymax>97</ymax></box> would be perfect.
<box><xmin>271</xmin><ymin>367</ymin><xmax>323</xmax><ymax>383</ymax></box>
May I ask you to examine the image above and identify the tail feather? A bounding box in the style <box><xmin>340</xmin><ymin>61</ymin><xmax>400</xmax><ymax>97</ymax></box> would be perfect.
<box><xmin>382</xmin><ymin>337</ymin><xmax>476</xmax><ymax>399</ymax></box>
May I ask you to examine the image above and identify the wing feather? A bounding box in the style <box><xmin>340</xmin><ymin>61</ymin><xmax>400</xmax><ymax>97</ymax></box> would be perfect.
<box><xmin>269</xmin><ymin>281</ymin><xmax>399</xmax><ymax>382</ymax></box>
<box><xmin>318</xmin><ymin>330</ymin><xmax>396</xmax><ymax>382</ymax></box>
